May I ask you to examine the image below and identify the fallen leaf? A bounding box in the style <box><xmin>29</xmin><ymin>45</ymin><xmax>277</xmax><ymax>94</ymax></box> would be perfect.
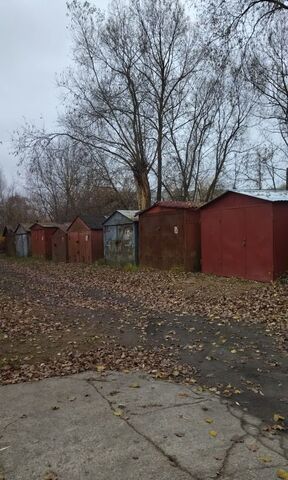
<box><xmin>209</xmin><ymin>430</ymin><xmax>218</xmax><ymax>438</ymax></box>
<box><xmin>277</xmin><ymin>469</ymin><xmax>288</xmax><ymax>480</ymax></box>
<box><xmin>273</xmin><ymin>414</ymin><xmax>285</xmax><ymax>422</ymax></box>
<box><xmin>113</xmin><ymin>408</ymin><xmax>124</xmax><ymax>417</ymax></box>
<box><xmin>247</xmin><ymin>443</ymin><xmax>259</xmax><ymax>452</ymax></box>
<box><xmin>129</xmin><ymin>383</ymin><xmax>140</xmax><ymax>388</ymax></box>
<box><xmin>259</xmin><ymin>456</ymin><xmax>272</xmax><ymax>463</ymax></box>
<box><xmin>178</xmin><ymin>392</ymin><xmax>190</xmax><ymax>398</ymax></box>
<box><xmin>96</xmin><ymin>365</ymin><xmax>106</xmax><ymax>372</ymax></box>
<box><xmin>205</xmin><ymin>418</ymin><xmax>214</xmax><ymax>424</ymax></box>
<box><xmin>42</xmin><ymin>472</ymin><xmax>58</xmax><ymax>480</ymax></box>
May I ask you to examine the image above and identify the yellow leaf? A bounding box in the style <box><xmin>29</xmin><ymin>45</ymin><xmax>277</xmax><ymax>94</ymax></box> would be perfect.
<box><xmin>129</xmin><ymin>383</ymin><xmax>140</xmax><ymax>388</ymax></box>
<box><xmin>273</xmin><ymin>414</ymin><xmax>285</xmax><ymax>422</ymax></box>
<box><xmin>96</xmin><ymin>365</ymin><xmax>105</xmax><ymax>372</ymax></box>
<box><xmin>205</xmin><ymin>418</ymin><xmax>214</xmax><ymax>424</ymax></box>
<box><xmin>259</xmin><ymin>456</ymin><xmax>272</xmax><ymax>463</ymax></box>
<box><xmin>209</xmin><ymin>430</ymin><xmax>218</xmax><ymax>438</ymax></box>
<box><xmin>113</xmin><ymin>409</ymin><xmax>123</xmax><ymax>417</ymax></box>
<box><xmin>277</xmin><ymin>469</ymin><xmax>288</xmax><ymax>480</ymax></box>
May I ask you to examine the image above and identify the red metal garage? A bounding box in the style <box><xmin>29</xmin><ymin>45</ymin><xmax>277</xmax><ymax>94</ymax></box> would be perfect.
<box><xmin>52</xmin><ymin>224</ymin><xmax>70</xmax><ymax>262</ymax></box>
<box><xmin>201</xmin><ymin>190</ymin><xmax>288</xmax><ymax>282</ymax></box>
<box><xmin>67</xmin><ymin>215</ymin><xmax>104</xmax><ymax>263</ymax></box>
<box><xmin>30</xmin><ymin>223</ymin><xmax>58</xmax><ymax>260</ymax></box>
<box><xmin>139</xmin><ymin>201</ymin><xmax>200</xmax><ymax>271</ymax></box>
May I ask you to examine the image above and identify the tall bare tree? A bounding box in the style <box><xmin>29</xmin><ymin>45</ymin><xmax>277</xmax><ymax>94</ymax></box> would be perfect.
<box><xmin>247</xmin><ymin>17</ymin><xmax>288</xmax><ymax>148</ymax></box>
<box><xmin>57</xmin><ymin>0</ymin><xmax>199</xmax><ymax>207</ymax></box>
<box><xmin>162</xmin><ymin>52</ymin><xmax>255</xmax><ymax>201</ymax></box>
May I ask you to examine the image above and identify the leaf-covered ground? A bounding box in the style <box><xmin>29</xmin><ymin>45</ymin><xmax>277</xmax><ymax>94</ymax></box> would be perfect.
<box><xmin>0</xmin><ymin>256</ymin><xmax>287</xmax><ymax>427</ymax></box>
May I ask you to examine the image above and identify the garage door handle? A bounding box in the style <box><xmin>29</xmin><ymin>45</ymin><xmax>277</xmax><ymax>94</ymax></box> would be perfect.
<box><xmin>242</xmin><ymin>240</ymin><xmax>246</xmax><ymax>247</ymax></box>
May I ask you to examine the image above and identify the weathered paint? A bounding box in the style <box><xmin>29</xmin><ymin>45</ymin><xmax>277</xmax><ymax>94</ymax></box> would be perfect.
<box><xmin>30</xmin><ymin>224</ymin><xmax>58</xmax><ymax>260</ymax></box>
<box><xmin>52</xmin><ymin>227</ymin><xmax>68</xmax><ymax>262</ymax></box>
<box><xmin>14</xmin><ymin>224</ymin><xmax>31</xmax><ymax>257</ymax></box>
<box><xmin>200</xmin><ymin>191</ymin><xmax>288</xmax><ymax>282</ymax></box>
<box><xmin>67</xmin><ymin>216</ymin><xmax>104</xmax><ymax>263</ymax></box>
<box><xmin>103</xmin><ymin>211</ymin><xmax>138</xmax><ymax>265</ymax></box>
<box><xmin>139</xmin><ymin>203</ymin><xmax>200</xmax><ymax>271</ymax></box>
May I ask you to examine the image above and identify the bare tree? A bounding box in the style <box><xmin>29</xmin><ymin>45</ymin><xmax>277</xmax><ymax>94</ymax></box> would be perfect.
<box><xmin>162</xmin><ymin>52</ymin><xmax>255</xmax><ymax>201</ymax></box>
<box><xmin>247</xmin><ymin>17</ymin><xmax>288</xmax><ymax>149</ymax></box>
<box><xmin>15</xmin><ymin>132</ymin><xmax>136</xmax><ymax>221</ymax></box>
<box><xmin>163</xmin><ymin>75</ymin><xmax>216</xmax><ymax>201</ymax></box>
<box><xmin>200</xmin><ymin>0</ymin><xmax>288</xmax><ymax>40</ymax></box>
<box><xmin>55</xmin><ymin>0</ymin><xmax>199</xmax><ymax>208</ymax></box>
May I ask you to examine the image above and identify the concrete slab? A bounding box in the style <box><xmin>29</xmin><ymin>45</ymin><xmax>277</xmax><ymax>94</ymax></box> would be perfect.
<box><xmin>0</xmin><ymin>371</ymin><xmax>287</xmax><ymax>480</ymax></box>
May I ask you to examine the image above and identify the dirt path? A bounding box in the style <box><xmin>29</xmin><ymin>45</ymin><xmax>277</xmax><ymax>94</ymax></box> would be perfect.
<box><xmin>0</xmin><ymin>256</ymin><xmax>287</xmax><ymax>429</ymax></box>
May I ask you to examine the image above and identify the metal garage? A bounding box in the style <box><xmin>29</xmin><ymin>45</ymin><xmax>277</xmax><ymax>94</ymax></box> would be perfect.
<box><xmin>139</xmin><ymin>201</ymin><xmax>200</xmax><ymax>271</ymax></box>
<box><xmin>103</xmin><ymin>210</ymin><xmax>139</xmax><ymax>265</ymax></box>
<box><xmin>200</xmin><ymin>190</ymin><xmax>288</xmax><ymax>282</ymax></box>
<box><xmin>67</xmin><ymin>215</ymin><xmax>104</xmax><ymax>263</ymax></box>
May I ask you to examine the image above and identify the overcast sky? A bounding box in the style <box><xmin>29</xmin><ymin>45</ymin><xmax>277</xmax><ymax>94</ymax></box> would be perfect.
<box><xmin>0</xmin><ymin>0</ymin><xmax>106</xmax><ymax>187</ymax></box>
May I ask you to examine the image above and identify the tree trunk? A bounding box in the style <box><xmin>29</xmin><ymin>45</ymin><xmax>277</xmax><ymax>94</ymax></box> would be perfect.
<box><xmin>135</xmin><ymin>171</ymin><xmax>151</xmax><ymax>210</ymax></box>
<box><xmin>156</xmin><ymin>116</ymin><xmax>163</xmax><ymax>201</ymax></box>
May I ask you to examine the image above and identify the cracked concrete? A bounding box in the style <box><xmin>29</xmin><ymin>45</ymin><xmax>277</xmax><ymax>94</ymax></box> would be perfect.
<box><xmin>0</xmin><ymin>371</ymin><xmax>287</xmax><ymax>480</ymax></box>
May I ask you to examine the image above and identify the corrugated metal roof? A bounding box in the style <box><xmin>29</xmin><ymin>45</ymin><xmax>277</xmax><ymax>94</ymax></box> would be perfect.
<box><xmin>103</xmin><ymin>210</ymin><xmax>139</xmax><ymax>225</ymax></box>
<box><xmin>232</xmin><ymin>189</ymin><xmax>288</xmax><ymax>202</ymax></box>
<box><xmin>139</xmin><ymin>200</ymin><xmax>198</xmax><ymax>216</ymax></box>
<box><xmin>57</xmin><ymin>223</ymin><xmax>71</xmax><ymax>232</ymax></box>
<box><xmin>158</xmin><ymin>201</ymin><xmax>198</xmax><ymax>209</ymax></box>
<box><xmin>117</xmin><ymin>210</ymin><xmax>139</xmax><ymax>221</ymax></box>
<box><xmin>201</xmin><ymin>189</ymin><xmax>288</xmax><ymax>209</ymax></box>
<box><xmin>31</xmin><ymin>222</ymin><xmax>59</xmax><ymax>229</ymax></box>
<box><xmin>78</xmin><ymin>214</ymin><xmax>105</xmax><ymax>230</ymax></box>
<box><xmin>14</xmin><ymin>223</ymin><xmax>33</xmax><ymax>233</ymax></box>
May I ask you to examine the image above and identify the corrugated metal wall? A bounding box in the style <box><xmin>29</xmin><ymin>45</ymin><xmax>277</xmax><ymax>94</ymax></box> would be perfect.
<box><xmin>31</xmin><ymin>226</ymin><xmax>57</xmax><ymax>260</ymax></box>
<box><xmin>139</xmin><ymin>208</ymin><xmax>200</xmax><ymax>271</ymax></box>
<box><xmin>52</xmin><ymin>229</ymin><xmax>68</xmax><ymax>262</ymax></box>
<box><xmin>273</xmin><ymin>203</ymin><xmax>288</xmax><ymax>279</ymax></box>
<box><xmin>68</xmin><ymin>218</ymin><xmax>103</xmax><ymax>263</ymax></box>
<box><xmin>103</xmin><ymin>212</ymin><xmax>138</xmax><ymax>265</ymax></box>
<box><xmin>201</xmin><ymin>192</ymin><xmax>274</xmax><ymax>282</ymax></box>
<box><xmin>104</xmin><ymin>224</ymin><xmax>138</xmax><ymax>264</ymax></box>
<box><xmin>15</xmin><ymin>225</ymin><xmax>31</xmax><ymax>257</ymax></box>
<box><xmin>15</xmin><ymin>233</ymin><xmax>30</xmax><ymax>257</ymax></box>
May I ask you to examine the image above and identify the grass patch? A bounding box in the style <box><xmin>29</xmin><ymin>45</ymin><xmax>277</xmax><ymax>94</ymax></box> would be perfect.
<box><xmin>122</xmin><ymin>263</ymin><xmax>139</xmax><ymax>272</ymax></box>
